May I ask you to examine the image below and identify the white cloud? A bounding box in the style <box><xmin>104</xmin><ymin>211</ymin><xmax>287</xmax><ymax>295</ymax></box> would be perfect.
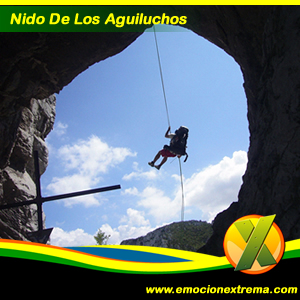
<box><xmin>100</xmin><ymin>208</ymin><xmax>153</xmax><ymax>244</ymax></box>
<box><xmin>123</xmin><ymin>187</ymin><xmax>139</xmax><ymax>196</ymax></box>
<box><xmin>46</xmin><ymin>135</ymin><xmax>136</xmax><ymax>207</ymax></box>
<box><xmin>53</xmin><ymin>121</ymin><xmax>68</xmax><ymax>137</ymax></box>
<box><xmin>123</xmin><ymin>185</ymin><xmax>181</xmax><ymax>223</ymax></box>
<box><xmin>122</xmin><ymin>162</ymin><xmax>159</xmax><ymax>181</ymax></box>
<box><xmin>137</xmin><ymin>187</ymin><xmax>180</xmax><ymax>223</ymax></box>
<box><xmin>50</xmin><ymin>227</ymin><xmax>96</xmax><ymax>247</ymax></box>
<box><xmin>48</xmin><ymin>151</ymin><xmax>247</xmax><ymax>247</ymax></box>
<box><xmin>46</xmin><ymin>174</ymin><xmax>102</xmax><ymax>207</ymax></box>
<box><xmin>58</xmin><ymin>135</ymin><xmax>136</xmax><ymax>176</ymax></box>
<box><xmin>45</xmin><ymin>121</ymin><xmax>69</xmax><ymax>152</ymax></box>
<box><xmin>123</xmin><ymin>151</ymin><xmax>247</xmax><ymax>224</ymax></box>
<box><xmin>120</xmin><ymin>208</ymin><xmax>150</xmax><ymax>227</ymax></box>
<box><xmin>50</xmin><ymin>208</ymin><xmax>154</xmax><ymax>247</ymax></box>
<box><xmin>183</xmin><ymin>150</ymin><xmax>247</xmax><ymax>221</ymax></box>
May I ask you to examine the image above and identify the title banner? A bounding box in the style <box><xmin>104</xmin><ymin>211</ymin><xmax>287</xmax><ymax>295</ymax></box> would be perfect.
<box><xmin>0</xmin><ymin>6</ymin><xmax>190</xmax><ymax>32</ymax></box>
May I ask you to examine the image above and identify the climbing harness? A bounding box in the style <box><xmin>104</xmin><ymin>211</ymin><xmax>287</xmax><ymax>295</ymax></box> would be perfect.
<box><xmin>153</xmin><ymin>25</ymin><xmax>187</xmax><ymax>222</ymax></box>
<box><xmin>163</xmin><ymin>126</ymin><xmax>189</xmax><ymax>162</ymax></box>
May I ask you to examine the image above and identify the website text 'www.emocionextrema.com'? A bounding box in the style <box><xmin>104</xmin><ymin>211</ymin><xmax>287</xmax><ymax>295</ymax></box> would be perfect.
<box><xmin>146</xmin><ymin>285</ymin><xmax>298</xmax><ymax>295</ymax></box>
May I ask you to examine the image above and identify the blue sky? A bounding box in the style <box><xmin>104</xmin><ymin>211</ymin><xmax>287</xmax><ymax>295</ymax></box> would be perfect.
<box><xmin>41</xmin><ymin>25</ymin><xmax>249</xmax><ymax>246</ymax></box>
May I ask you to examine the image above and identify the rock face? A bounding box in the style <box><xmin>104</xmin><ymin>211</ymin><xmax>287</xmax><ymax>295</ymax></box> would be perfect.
<box><xmin>201</xmin><ymin>7</ymin><xmax>300</xmax><ymax>255</ymax></box>
<box><xmin>121</xmin><ymin>221</ymin><xmax>213</xmax><ymax>252</ymax></box>
<box><xmin>0</xmin><ymin>96</ymin><xmax>55</xmax><ymax>240</ymax></box>
<box><xmin>1</xmin><ymin>7</ymin><xmax>300</xmax><ymax>253</ymax></box>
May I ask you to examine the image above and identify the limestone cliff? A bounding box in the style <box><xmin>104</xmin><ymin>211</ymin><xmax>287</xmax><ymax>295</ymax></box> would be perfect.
<box><xmin>0</xmin><ymin>96</ymin><xmax>55</xmax><ymax>240</ymax></box>
<box><xmin>121</xmin><ymin>221</ymin><xmax>213</xmax><ymax>252</ymax></box>
<box><xmin>1</xmin><ymin>7</ymin><xmax>300</xmax><ymax>254</ymax></box>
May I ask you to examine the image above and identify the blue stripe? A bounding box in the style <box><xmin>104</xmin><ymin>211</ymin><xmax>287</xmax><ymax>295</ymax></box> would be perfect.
<box><xmin>68</xmin><ymin>247</ymin><xmax>190</xmax><ymax>263</ymax></box>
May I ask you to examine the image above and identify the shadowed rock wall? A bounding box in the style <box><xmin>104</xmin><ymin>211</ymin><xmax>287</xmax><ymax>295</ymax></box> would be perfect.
<box><xmin>0</xmin><ymin>96</ymin><xmax>55</xmax><ymax>240</ymax></box>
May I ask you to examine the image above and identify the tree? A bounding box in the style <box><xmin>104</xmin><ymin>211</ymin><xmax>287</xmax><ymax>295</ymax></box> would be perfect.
<box><xmin>94</xmin><ymin>229</ymin><xmax>110</xmax><ymax>245</ymax></box>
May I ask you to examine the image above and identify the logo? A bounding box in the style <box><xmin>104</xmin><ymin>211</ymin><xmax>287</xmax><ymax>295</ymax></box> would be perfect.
<box><xmin>224</xmin><ymin>214</ymin><xmax>285</xmax><ymax>274</ymax></box>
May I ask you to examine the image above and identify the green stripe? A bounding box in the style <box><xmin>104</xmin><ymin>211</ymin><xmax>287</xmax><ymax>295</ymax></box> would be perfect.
<box><xmin>0</xmin><ymin>247</ymin><xmax>232</xmax><ymax>274</ymax></box>
<box><xmin>1</xmin><ymin>246</ymin><xmax>298</xmax><ymax>274</ymax></box>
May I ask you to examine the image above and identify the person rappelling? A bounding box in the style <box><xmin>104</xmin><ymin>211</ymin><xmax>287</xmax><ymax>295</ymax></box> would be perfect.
<box><xmin>148</xmin><ymin>126</ymin><xmax>189</xmax><ymax>170</ymax></box>
<box><xmin>148</xmin><ymin>26</ymin><xmax>186</xmax><ymax>220</ymax></box>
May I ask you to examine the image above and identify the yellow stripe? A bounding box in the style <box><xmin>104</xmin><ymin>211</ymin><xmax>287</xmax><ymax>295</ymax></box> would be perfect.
<box><xmin>284</xmin><ymin>238</ymin><xmax>300</xmax><ymax>252</ymax></box>
<box><xmin>82</xmin><ymin>245</ymin><xmax>231</xmax><ymax>272</ymax></box>
<box><xmin>0</xmin><ymin>240</ymin><xmax>230</xmax><ymax>273</ymax></box>
<box><xmin>3</xmin><ymin>239</ymin><xmax>300</xmax><ymax>273</ymax></box>
<box><xmin>1</xmin><ymin>239</ymin><xmax>300</xmax><ymax>273</ymax></box>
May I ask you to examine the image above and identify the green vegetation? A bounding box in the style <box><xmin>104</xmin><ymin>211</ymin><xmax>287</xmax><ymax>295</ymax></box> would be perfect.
<box><xmin>166</xmin><ymin>221</ymin><xmax>213</xmax><ymax>252</ymax></box>
<box><xmin>94</xmin><ymin>229</ymin><xmax>110</xmax><ymax>245</ymax></box>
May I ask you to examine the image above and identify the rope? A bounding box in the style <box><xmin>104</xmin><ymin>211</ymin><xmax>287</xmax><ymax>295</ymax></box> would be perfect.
<box><xmin>153</xmin><ymin>25</ymin><xmax>185</xmax><ymax>222</ymax></box>
<box><xmin>153</xmin><ymin>25</ymin><xmax>171</xmax><ymax>128</ymax></box>
<box><xmin>178</xmin><ymin>157</ymin><xmax>185</xmax><ymax>222</ymax></box>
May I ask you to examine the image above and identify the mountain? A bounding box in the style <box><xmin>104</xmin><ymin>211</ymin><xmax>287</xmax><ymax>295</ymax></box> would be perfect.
<box><xmin>121</xmin><ymin>220</ymin><xmax>212</xmax><ymax>252</ymax></box>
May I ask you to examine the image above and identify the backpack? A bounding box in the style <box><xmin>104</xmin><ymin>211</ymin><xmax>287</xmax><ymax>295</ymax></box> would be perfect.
<box><xmin>164</xmin><ymin>126</ymin><xmax>189</xmax><ymax>162</ymax></box>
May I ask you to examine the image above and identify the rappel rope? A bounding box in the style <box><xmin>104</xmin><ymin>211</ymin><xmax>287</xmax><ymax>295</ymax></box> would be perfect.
<box><xmin>178</xmin><ymin>157</ymin><xmax>185</xmax><ymax>222</ymax></box>
<box><xmin>153</xmin><ymin>25</ymin><xmax>185</xmax><ymax>222</ymax></box>
<box><xmin>153</xmin><ymin>25</ymin><xmax>171</xmax><ymax>129</ymax></box>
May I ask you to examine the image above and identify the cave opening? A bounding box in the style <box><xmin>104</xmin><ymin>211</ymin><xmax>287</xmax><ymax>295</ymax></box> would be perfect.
<box><xmin>40</xmin><ymin>25</ymin><xmax>249</xmax><ymax>246</ymax></box>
